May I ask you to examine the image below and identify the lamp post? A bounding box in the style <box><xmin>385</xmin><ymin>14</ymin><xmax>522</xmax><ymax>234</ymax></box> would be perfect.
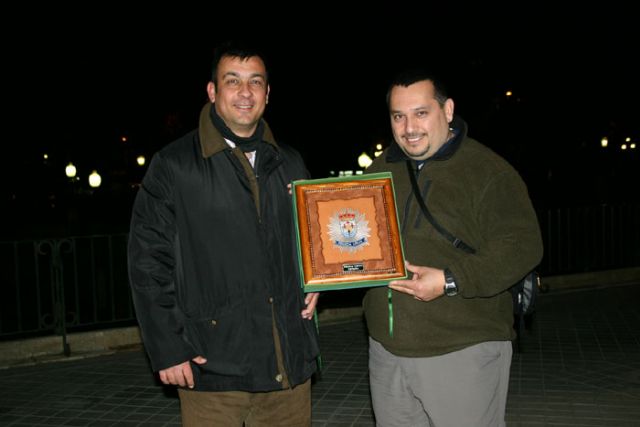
<box><xmin>64</xmin><ymin>163</ymin><xmax>79</xmax><ymax>233</ymax></box>
<box><xmin>64</xmin><ymin>162</ymin><xmax>79</xmax><ymax>196</ymax></box>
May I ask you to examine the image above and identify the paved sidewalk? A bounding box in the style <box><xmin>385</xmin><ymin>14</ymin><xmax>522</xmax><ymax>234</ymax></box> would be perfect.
<box><xmin>1</xmin><ymin>283</ymin><xmax>639</xmax><ymax>426</ymax></box>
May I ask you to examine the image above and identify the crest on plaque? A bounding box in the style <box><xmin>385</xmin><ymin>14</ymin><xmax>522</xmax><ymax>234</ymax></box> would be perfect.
<box><xmin>328</xmin><ymin>208</ymin><xmax>370</xmax><ymax>253</ymax></box>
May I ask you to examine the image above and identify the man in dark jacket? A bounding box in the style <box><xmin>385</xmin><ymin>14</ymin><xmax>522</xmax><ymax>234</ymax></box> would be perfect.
<box><xmin>364</xmin><ymin>70</ymin><xmax>543</xmax><ymax>426</ymax></box>
<box><xmin>128</xmin><ymin>41</ymin><xmax>319</xmax><ymax>426</ymax></box>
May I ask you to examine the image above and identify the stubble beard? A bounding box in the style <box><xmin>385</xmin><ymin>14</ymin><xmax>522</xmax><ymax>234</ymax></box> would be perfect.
<box><xmin>404</xmin><ymin>142</ymin><xmax>431</xmax><ymax>161</ymax></box>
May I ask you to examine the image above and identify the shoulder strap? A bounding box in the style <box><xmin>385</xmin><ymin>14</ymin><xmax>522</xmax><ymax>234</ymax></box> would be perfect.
<box><xmin>405</xmin><ymin>160</ymin><xmax>476</xmax><ymax>254</ymax></box>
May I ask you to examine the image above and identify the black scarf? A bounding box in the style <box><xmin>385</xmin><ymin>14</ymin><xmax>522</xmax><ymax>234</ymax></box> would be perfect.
<box><xmin>209</xmin><ymin>104</ymin><xmax>264</xmax><ymax>153</ymax></box>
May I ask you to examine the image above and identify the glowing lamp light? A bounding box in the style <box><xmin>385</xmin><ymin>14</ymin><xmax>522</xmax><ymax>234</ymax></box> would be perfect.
<box><xmin>601</xmin><ymin>137</ymin><xmax>608</xmax><ymax>148</ymax></box>
<box><xmin>358</xmin><ymin>152</ymin><xmax>373</xmax><ymax>169</ymax></box>
<box><xmin>136</xmin><ymin>155</ymin><xmax>146</xmax><ymax>166</ymax></box>
<box><xmin>88</xmin><ymin>170</ymin><xmax>102</xmax><ymax>188</ymax></box>
<box><xmin>65</xmin><ymin>163</ymin><xmax>77</xmax><ymax>178</ymax></box>
<box><xmin>506</xmin><ymin>90</ymin><xmax>513</xmax><ymax>97</ymax></box>
<box><xmin>376</xmin><ymin>143</ymin><xmax>383</xmax><ymax>150</ymax></box>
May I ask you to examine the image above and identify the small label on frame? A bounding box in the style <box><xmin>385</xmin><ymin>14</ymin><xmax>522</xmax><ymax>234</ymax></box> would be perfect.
<box><xmin>343</xmin><ymin>263</ymin><xmax>364</xmax><ymax>272</ymax></box>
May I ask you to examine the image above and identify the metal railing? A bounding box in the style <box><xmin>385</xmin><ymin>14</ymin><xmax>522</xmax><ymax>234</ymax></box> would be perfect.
<box><xmin>1</xmin><ymin>204</ymin><xmax>639</xmax><ymax>348</ymax></box>
<box><xmin>0</xmin><ymin>234</ymin><xmax>135</xmax><ymax>350</ymax></box>
<box><xmin>538</xmin><ymin>203</ymin><xmax>640</xmax><ymax>275</ymax></box>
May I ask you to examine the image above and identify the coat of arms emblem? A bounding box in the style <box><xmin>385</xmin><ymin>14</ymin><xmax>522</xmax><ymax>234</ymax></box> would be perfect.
<box><xmin>327</xmin><ymin>208</ymin><xmax>370</xmax><ymax>253</ymax></box>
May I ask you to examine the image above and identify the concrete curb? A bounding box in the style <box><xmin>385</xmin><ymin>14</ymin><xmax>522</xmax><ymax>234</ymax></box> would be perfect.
<box><xmin>541</xmin><ymin>267</ymin><xmax>640</xmax><ymax>291</ymax></box>
<box><xmin>0</xmin><ymin>327</ymin><xmax>142</xmax><ymax>368</ymax></box>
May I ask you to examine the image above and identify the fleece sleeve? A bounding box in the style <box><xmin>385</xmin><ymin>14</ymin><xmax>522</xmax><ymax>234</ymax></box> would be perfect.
<box><xmin>451</xmin><ymin>169</ymin><xmax>544</xmax><ymax>298</ymax></box>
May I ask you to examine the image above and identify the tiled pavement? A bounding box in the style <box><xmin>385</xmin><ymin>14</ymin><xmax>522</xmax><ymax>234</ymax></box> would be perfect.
<box><xmin>1</xmin><ymin>283</ymin><xmax>639</xmax><ymax>426</ymax></box>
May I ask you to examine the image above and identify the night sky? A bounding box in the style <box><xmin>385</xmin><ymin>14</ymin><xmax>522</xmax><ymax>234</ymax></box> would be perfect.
<box><xmin>2</xmin><ymin>7</ymin><xmax>638</xmax><ymax>237</ymax></box>
<box><xmin>6</xmin><ymin>11</ymin><xmax>638</xmax><ymax>164</ymax></box>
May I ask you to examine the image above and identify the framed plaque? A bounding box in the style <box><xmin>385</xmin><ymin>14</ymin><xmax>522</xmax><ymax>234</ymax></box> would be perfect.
<box><xmin>292</xmin><ymin>172</ymin><xmax>407</xmax><ymax>292</ymax></box>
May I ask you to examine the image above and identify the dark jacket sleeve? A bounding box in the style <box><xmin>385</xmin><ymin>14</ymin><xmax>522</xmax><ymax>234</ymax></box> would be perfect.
<box><xmin>128</xmin><ymin>153</ymin><xmax>197</xmax><ymax>371</ymax></box>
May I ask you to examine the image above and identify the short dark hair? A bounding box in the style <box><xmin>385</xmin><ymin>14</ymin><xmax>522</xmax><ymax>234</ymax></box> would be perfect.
<box><xmin>386</xmin><ymin>69</ymin><xmax>449</xmax><ymax>107</ymax></box>
<box><xmin>211</xmin><ymin>40</ymin><xmax>268</xmax><ymax>85</ymax></box>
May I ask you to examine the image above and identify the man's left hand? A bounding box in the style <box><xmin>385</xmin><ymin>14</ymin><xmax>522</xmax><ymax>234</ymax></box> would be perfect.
<box><xmin>301</xmin><ymin>292</ymin><xmax>319</xmax><ymax>320</ymax></box>
<box><xmin>388</xmin><ymin>261</ymin><xmax>446</xmax><ymax>302</ymax></box>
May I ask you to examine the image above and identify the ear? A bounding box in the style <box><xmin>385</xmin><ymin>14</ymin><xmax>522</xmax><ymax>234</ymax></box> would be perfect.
<box><xmin>266</xmin><ymin>84</ymin><xmax>271</xmax><ymax>105</ymax></box>
<box><xmin>206</xmin><ymin>81</ymin><xmax>216</xmax><ymax>103</ymax></box>
<box><xmin>444</xmin><ymin>98</ymin><xmax>454</xmax><ymax>123</ymax></box>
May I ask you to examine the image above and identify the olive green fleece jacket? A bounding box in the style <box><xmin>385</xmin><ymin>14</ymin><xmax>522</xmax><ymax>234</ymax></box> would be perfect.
<box><xmin>363</xmin><ymin>116</ymin><xmax>543</xmax><ymax>357</ymax></box>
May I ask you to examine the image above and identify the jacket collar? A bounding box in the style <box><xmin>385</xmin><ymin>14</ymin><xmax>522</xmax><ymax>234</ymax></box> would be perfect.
<box><xmin>197</xmin><ymin>103</ymin><xmax>278</xmax><ymax>158</ymax></box>
<box><xmin>385</xmin><ymin>115</ymin><xmax>468</xmax><ymax>163</ymax></box>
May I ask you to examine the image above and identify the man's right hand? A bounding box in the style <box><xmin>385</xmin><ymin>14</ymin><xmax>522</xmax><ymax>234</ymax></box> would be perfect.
<box><xmin>158</xmin><ymin>356</ymin><xmax>207</xmax><ymax>389</ymax></box>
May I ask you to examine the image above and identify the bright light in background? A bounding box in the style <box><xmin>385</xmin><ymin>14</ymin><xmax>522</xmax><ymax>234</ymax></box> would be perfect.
<box><xmin>621</xmin><ymin>144</ymin><xmax>627</xmax><ymax>150</ymax></box>
<box><xmin>358</xmin><ymin>152</ymin><xmax>373</xmax><ymax>169</ymax></box>
<box><xmin>506</xmin><ymin>90</ymin><xmax>513</xmax><ymax>97</ymax></box>
<box><xmin>65</xmin><ymin>163</ymin><xmax>77</xmax><ymax>178</ymax></box>
<box><xmin>43</xmin><ymin>153</ymin><xmax>49</xmax><ymax>160</ymax></box>
<box><xmin>374</xmin><ymin>150</ymin><xmax>383</xmax><ymax>158</ymax></box>
<box><xmin>631</xmin><ymin>143</ymin><xmax>636</xmax><ymax>149</ymax></box>
<box><xmin>88</xmin><ymin>170</ymin><xmax>102</xmax><ymax>188</ymax></box>
<box><xmin>136</xmin><ymin>155</ymin><xmax>146</xmax><ymax>166</ymax></box>
<box><xmin>376</xmin><ymin>143</ymin><xmax>383</xmax><ymax>150</ymax></box>
<box><xmin>601</xmin><ymin>137</ymin><xmax>609</xmax><ymax>148</ymax></box>
<box><xmin>121</xmin><ymin>136</ymin><xmax>128</xmax><ymax>143</ymax></box>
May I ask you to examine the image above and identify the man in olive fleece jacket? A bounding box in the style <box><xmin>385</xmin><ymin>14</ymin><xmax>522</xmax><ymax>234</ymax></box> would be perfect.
<box><xmin>363</xmin><ymin>70</ymin><xmax>543</xmax><ymax>427</ymax></box>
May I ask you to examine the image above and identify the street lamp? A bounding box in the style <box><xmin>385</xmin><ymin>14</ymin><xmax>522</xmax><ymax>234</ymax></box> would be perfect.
<box><xmin>65</xmin><ymin>163</ymin><xmax>77</xmax><ymax>179</ymax></box>
<box><xmin>374</xmin><ymin>143</ymin><xmax>383</xmax><ymax>157</ymax></box>
<box><xmin>88</xmin><ymin>170</ymin><xmax>101</xmax><ymax>188</ymax></box>
<box><xmin>136</xmin><ymin>155</ymin><xmax>146</xmax><ymax>166</ymax></box>
<box><xmin>358</xmin><ymin>152</ymin><xmax>373</xmax><ymax>169</ymax></box>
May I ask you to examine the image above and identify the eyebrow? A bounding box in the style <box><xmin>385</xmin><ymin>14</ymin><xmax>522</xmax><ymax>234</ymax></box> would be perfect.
<box><xmin>221</xmin><ymin>71</ymin><xmax>266</xmax><ymax>80</ymax></box>
<box><xmin>390</xmin><ymin>106</ymin><xmax>430</xmax><ymax>114</ymax></box>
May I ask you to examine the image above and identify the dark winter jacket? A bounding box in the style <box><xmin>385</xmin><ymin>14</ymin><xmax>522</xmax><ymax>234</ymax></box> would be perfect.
<box><xmin>364</xmin><ymin>116</ymin><xmax>543</xmax><ymax>357</ymax></box>
<box><xmin>128</xmin><ymin>104</ymin><xmax>319</xmax><ymax>392</ymax></box>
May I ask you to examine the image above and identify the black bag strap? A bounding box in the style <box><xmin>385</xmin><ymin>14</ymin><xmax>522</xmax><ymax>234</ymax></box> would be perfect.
<box><xmin>405</xmin><ymin>160</ymin><xmax>476</xmax><ymax>254</ymax></box>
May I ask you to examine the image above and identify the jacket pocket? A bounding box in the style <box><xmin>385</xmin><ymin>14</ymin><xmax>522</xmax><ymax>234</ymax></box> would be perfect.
<box><xmin>186</xmin><ymin>308</ymin><xmax>251</xmax><ymax>376</ymax></box>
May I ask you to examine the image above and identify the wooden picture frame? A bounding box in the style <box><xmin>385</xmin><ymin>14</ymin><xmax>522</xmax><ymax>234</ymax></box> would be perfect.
<box><xmin>292</xmin><ymin>172</ymin><xmax>407</xmax><ymax>292</ymax></box>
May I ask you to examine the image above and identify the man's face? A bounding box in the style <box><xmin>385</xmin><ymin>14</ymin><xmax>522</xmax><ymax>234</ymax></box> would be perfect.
<box><xmin>389</xmin><ymin>80</ymin><xmax>454</xmax><ymax>161</ymax></box>
<box><xmin>207</xmin><ymin>55</ymin><xmax>269</xmax><ymax>137</ymax></box>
